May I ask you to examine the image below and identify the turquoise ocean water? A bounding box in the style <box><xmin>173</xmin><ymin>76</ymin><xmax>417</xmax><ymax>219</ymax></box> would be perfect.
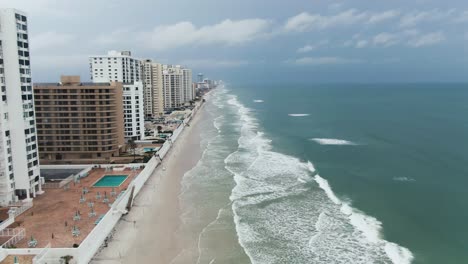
<box><xmin>176</xmin><ymin>83</ymin><xmax>468</xmax><ymax>264</ymax></box>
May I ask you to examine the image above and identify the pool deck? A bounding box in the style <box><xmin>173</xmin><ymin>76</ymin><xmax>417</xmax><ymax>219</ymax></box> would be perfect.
<box><xmin>10</xmin><ymin>168</ymin><xmax>142</xmax><ymax>248</ymax></box>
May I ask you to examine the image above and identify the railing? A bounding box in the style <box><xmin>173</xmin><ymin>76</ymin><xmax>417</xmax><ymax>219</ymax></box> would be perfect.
<box><xmin>9</xmin><ymin>202</ymin><xmax>33</xmax><ymax>218</ymax></box>
<box><xmin>0</xmin><ymin>217</ymin><xmax>14</xmax><ymax>232</ymax></box>
<box><xmin>0</xmin><ymin>228</ymin><xmax>25</xmax><ymax>248</ymax></box>
<box><xmin>32</xmin><ymin>242</ymin><xmax>51</xmax><ymax>264</ymax></box>
<box><xmin>42</xmin><ymin>182</ymin><xmax>60</xmax><ymax>189</ymax></box>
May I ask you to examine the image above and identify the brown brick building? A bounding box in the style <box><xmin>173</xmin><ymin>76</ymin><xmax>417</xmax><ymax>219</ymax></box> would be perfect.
<box><xmin>34</xmin><ymin>76</ymin><xmax>125</xmax><ymax>164</ymax></box>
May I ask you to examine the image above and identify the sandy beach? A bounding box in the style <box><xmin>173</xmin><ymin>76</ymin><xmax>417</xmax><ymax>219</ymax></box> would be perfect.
<box><xmin>91</xmin><ymin>104</ymin><xmax>206</xmax><ymax>264</ymax></box>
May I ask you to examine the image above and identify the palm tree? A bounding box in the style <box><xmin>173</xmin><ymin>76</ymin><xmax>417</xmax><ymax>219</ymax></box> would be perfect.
<box><xmin>157</xmin><ymin>125</ymin><xmax>163</xmax><ymax>134</ymax></box>
<box><xmin>127</xmin><ymin>139</ymin><xmax>137</xmax><ymax>162</ymax></box>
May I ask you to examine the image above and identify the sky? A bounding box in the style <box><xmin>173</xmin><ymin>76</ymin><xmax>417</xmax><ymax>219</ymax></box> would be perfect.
<box><xmin>2</xmin><ymin>0</ymin><xmax>468</xmax><ymax>83</ymax></box>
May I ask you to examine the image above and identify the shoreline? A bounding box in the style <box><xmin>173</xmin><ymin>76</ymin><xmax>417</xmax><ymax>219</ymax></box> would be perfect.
<box><xmin>91</xmin><ymin>102</ymin><xmax>207</xmax><ymax>263</ymax></box>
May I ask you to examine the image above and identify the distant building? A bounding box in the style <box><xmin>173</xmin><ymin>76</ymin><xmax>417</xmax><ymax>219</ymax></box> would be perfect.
<box><xmin>197</xmin><ymin>73</ymin><xmax>204</xmax><ymax>83</ymax></box>
<box><xmin>34</xmin><ymin>76</ymin><xmax>125</xmax><ymax>164</ymax></box>
<box><xmin>0</xmin><ymin>9</ymin><xmax>42</xmax><ymax>204</ymax></box>
<box><xmin>142</xmin><ymin>59</ymin><xmax>164</xmax><ymax>118</ymax></box>
<box><xmin>89</xmin><ymin>51</ymin><xmax>144</xmax><ymax>140</ymax></box>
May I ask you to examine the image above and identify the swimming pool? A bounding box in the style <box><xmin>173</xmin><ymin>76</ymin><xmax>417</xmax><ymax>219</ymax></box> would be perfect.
<box><xmin>93</xmin><ymin>175</ymin><xmax>128</xmax><ymax>187</ymax></box>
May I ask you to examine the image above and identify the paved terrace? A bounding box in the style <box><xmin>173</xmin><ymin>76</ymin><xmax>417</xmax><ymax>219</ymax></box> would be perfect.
<box><xmin>10</xmin><ymin>168</ymin><xmax>142</xmax><ymax>248</ymax></box>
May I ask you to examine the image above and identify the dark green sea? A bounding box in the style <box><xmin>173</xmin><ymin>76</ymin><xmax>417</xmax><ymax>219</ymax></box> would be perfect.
<box><xmin>177</xmin><ymin>83</ymin><xmax>468</xmax><ymax>264</ymax></box>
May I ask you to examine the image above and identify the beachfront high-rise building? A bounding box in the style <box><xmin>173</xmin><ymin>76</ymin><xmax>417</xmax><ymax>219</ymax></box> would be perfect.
<box><xmin>162</xmin><ymin>65</ymin><xmax>193</xmax><ymax>111</ymax></box>
<box><xmin>162</xmin><ymin>65</ymin><xmax>183</xmax><ymax>110</ymax></box>
<box><xmin>89</xmin><ymin>51</ymin><xmax>144</xmax><ymax>140</ymax></box>
<box><xmin>142</xmin><ymin>59</ymin><xmax>164</xmax><ymax>118</ymax></box>
<box><xmin>0</xmin><ymin>9</ymin><xmax>42</xmax><ymax>205</ymax></box>
<box><xmin>89</xmin><ymin>51</ymin><xmax>142</xmax><ymax>83</ymax></box>
<box><xmin>34</xmin><ymin>76</ymin><xmax>125</xmax><ymax>164</ymax></box>
<box><xmin>182</xmin><ymin>68</ymin><xmax>193</xmax><ymax>103</ymax></box>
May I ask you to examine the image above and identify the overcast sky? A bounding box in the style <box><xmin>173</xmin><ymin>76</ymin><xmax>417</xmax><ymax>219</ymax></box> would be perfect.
<box><xmin>2</xmin><ymin>0</ymin><xmax>468</xmax><ymax>83</ymax></box>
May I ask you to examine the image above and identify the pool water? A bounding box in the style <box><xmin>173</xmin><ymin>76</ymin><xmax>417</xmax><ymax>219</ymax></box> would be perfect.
<box><xmin>93</xmin><ymin>175</ymin><xmax>128</xmax><ymax>187</ymax></box>
<box><xmin>144</xmin><ymin>147</ymin><xmax>155</xmax><ymax>152</ymax></box>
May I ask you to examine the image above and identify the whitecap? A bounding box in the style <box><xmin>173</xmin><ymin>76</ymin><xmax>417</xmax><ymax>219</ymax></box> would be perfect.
<box><xmin>314</xmin><ymin>174</ymin><xmax>414</xmax><ymax>263</ymax></box>
<box><xmin>288</xmin><ymin>113</ymin><xmax>309</xmax><ymax>117</ymax></box>
<box><xmin>253</xmin><ymin>99</ymin><xmax>264</xmax><ymax>103</ymax></box>
<box><xmin>393</xmin><ymin>177</ymin><xmax>416</xmax><ymax>182</ymax></box>
<box><xmin>310</xmin><ymin>138</ymin><xmax>357</xmax><ymax>145</ymax></box>
<box><xmin>385</xmin><ymin>243</ymin><xmax>414</xmax><ymax>264</ymax></box>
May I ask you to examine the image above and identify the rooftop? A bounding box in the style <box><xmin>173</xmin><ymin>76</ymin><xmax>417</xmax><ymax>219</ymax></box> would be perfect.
<box><xmin>8</xmin><ymin>167</ymin><xmax>142</xmax><ymax>248</ymax></box>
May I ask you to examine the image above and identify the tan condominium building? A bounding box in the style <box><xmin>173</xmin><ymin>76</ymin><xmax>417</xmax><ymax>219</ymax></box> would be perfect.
<box><xmin>33</xmin><ymin>76</ymin><xmax>125</xmax><ymax>164</ymax></box>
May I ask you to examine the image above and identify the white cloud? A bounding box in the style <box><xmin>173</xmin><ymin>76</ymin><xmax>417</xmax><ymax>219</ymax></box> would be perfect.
<box><xmin>373</xmin><ymin>32</ymin><xmax>400</xmax><ymax>47</ymax></box>
<box><xmin>139</xmin><ymin>19</ymin><xmax>271</xmax><ymax>51</ymax></box>
<box><xmin>328</xmin><ymin>3</ymin><xmax>343</xmax><ymax>11</ymax></box>
<box><xmin>178</xmin><ymin>59</ymin><xmax>249</xmax><ymax>68</ymax></box>
<box><xmin>284</xmin><ymin>9</ymin><xmax>405</xmax><ymax>32</ymax></box>
<box><xmin>31</xmin><ymin>31</ymin><xmax>75</xmax><ymax>51</ymax></box>
<box><xmin>408</xmin><ymin>32</ymin><xmax>445</xmax><ymax>47</ymax></box>
<box><xmin>399</xmin><ymin>11</ymin><xmax>432</xmax><ymax>27</ymax></box>
<box><xmin>297</xmin><ymin>45</ymin><xmax>316</xmax><ymax>53</ymax></box>
<box><xmin>454</xmin><ymin>10</ymin><xmax>468</xmax><ymax>23</ymax></box>
<box><xmin>367</xmin><ymin>10</ymin><xmax>400</xmax><ymax>24</ymax></box>
<box><xmin>293</xmin><ymin>56</ymin><xmax>360</xmax><ymax>65</ymax></box>
<box><xmin>284</xmin><ymin>9</ymin><xmax>368</xmax><ymax>32</ymax></box>
<box><xmin>355</xmin><ymin>40</ymin><xmax>368</xmax><ymax>48</ymax></box>
<box><xmin>94</xmin><ymin>29</ymin><xmax>133</xmax><ymax>46</ymax></box>
<box><xmin>399</xmin><ymin>9</ymin><xmax>456</xmax><ymax>27</ymax></box>
<box><xmin>296</xmin><ymin>40</ymin><xmax>329</xmax><ymax>53</ymax></box>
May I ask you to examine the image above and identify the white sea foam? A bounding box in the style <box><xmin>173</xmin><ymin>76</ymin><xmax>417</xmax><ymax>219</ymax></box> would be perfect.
<box><xmin>288</xmin><ymin>113</ymin><xmax>309</xmax><ymax>117</ymax></box>
<box><xmin>393</xmin><ymin>177</ymin><xmax>416</xmax><ymax>182</ymax></box>
<box><xmin>310</xmin><ymin>138</ymin><xmax>357</xmax><ymax>145</ymax></box>
<box><xmin>253</xmin><ymin>99</ymin><xmax>264</xmax><ymax>103</ymax></box>
<box><xmin>221</xmin><ymin>89</ymin><xmax>414</xmax><ymax>264</ymax></box>
<box><xmin>314</xmin><ymin>175</ymin><xmax>341</xmax><ymax>204</ymax></box>
<box><xmin>313</xmin><ymin>173</ymin><xmax>414</xmax><ymax>263</ymax></box>
<box><xmin>385</xmin><ymin>243</ymin><xmax>414</xmax><ymax>264</ymax></box>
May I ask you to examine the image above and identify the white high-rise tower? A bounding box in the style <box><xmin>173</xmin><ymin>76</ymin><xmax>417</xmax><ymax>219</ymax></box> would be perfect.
<box><xmin>89</xmin><ymin>51</ymin><xmax>144</xmax><ymax>140</ymax></box>
<box><xmin>0</xmin><ymin>9</ymin><xmax>42</xmax><ymax>205</ymax></box>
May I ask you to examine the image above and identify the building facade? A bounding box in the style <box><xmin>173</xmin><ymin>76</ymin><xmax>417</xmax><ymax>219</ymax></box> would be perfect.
<box><xmin>0</xmin><ymin>9</ymin><xmax>42</xmax><ymax>205</ymax></box>
<box><xmin>123</xmin><ymin>82</ymin><xmax>144</xmax><ymax>139</ymax></box>
<box><xmin>142</xmin><ymin>59</ymin><xmax>164</xmax><ymax>118</ymax></box>
<box><xmin>89</xmin><ymin>51</ymin><xmax>144</xmax><ymax>140</ymax></box>
<box><xmin>182</xmin><ymin>68</ymin><xmax>193</xmax><ymax>103</ymax></box>
<box><xmin>162</xmin><ymin>66</ymin><xmax>183</xmax><ymax>110</ymax></box>
<box><xmin>89</xmin><ymin>51</ymin><xmax>142</xmax><ymax>83</ymax></box>
<box><xmin>34</xmin><ymin>76</ymin><xmax>125</xmax><ymax>164</ymax></box>
<box><xmin>162</xmin><ymin>65</ymin><xmax>193</xmax><ymax>110</ymax></box>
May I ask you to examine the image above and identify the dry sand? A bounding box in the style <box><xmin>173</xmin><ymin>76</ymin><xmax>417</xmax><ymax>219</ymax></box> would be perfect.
<box><xmin>91</xmin><ymin>105</ymin><xmax>206</xmax><ymax>264</ymax></box>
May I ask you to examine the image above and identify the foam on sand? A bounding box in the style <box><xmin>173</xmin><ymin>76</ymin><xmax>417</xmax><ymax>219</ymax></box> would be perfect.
<box><xmin>288</xmin><ymin>113</ymin><xmax>309</xmax><ymax>117</ymax></box>
<box><xmin>310</xmin><ymin>138</ymin><xmax>357</xmax><ymax>145</ymax></box>
<box><xmin>253</xmin><ymin>99</ymin><xmax>264</xmax><ymax>103</ymax></box>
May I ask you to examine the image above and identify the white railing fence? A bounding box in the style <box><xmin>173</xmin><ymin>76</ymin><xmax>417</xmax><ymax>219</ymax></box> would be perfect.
<box><xmin>10</xmin><ymin>202</ymin><xmax>33</xmax><ymax>218</ymax></box>
<box><xmin>32</xmin><ymin>242</ymin><xmax>50</xmax><ymax>264</ymax></box>
<box><xmin>0</xmin><ymin>228</ymin><xmax>25</xmax><ymax>248</ymax></box>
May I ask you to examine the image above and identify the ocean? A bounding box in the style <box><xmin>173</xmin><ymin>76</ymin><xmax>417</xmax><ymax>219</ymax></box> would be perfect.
<box><xmin>175</xmin><ymin>83</ymin><xmax>468</xmax><ymax>264</ymax></box>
